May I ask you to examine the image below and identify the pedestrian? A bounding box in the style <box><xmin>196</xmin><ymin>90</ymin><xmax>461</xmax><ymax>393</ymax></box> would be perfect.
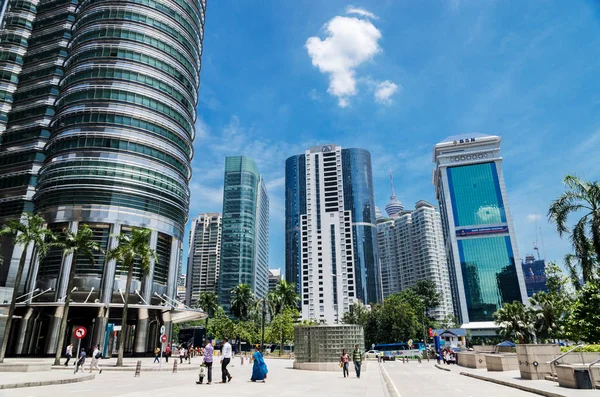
<box><xmin>179</xmin><ymin>344</ymin><xmax>185</xmax><ymax>364</ymax></box>
<box><xmin>220</xmin><ymin>337</ymin><xmax>232</xmax><ymax>383</ymax></box>
<box><xmin>340</xmin><ymin>349</ymin><xmax>349</xmax><ymax>378</ymax></box>
<box><xmin>188</xmin><ymin>346</ymin><xmax>193</xmax><ymax>363</ymax></box>
<box><xmin>250</xmin><ymin>346</ymin><xmax>268</xmax><ymax>382</ymax></box>
<box><xmin>165</xmin><ymin>345</ymin><xmax>171</xmax><ymax>363</ymax></box>
<box><xmin>380</xmin><ymin>350</ymin><xmax>384</xmax><ymax>364</ymax></box>
<box><xmin>153</xmin><ymin>346</ymin><xmax>160</xmax><ymax>363</ymax></box>
<box><xmin>352</xmin><ymin>344</ymin><xmax>363</xmax><ymax>379</ymax></box>
<box><xmin>64</xmin><ymin>343</ymin><xmax>73</xmax><ymax>366</ymax></box>
<box><xmin>75</xmin><ymin>348</ymin><xmax>86</xmax><ymax>373</ymax></box>
<box><xmin>89</xmin><ymin>345</ymin><xmax>102</xmax><ymax>374</ymax></box>
<box><xmin>204</xmin><ymin>340</ymin><xmax>214</xmax><ymax>385</ymax></box>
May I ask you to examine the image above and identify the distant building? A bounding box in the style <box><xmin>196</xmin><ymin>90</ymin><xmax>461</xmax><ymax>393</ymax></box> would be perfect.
<box><xmin>377</xmin><ymin>200</ymin><xmax>454</xmax><ymax>320</ymax></box>
<box><xmin>186</xmin><ymin>213</ymin><xmax>222</xmax><ymax>306</ymax></box>
<box><xmin>522</xmin><ymin>255</ymin><xmax>548</xmax><ymax>297</ymax></box>
<box><xmin>268</xmin><ymin>269</ymin><xmax>282</xmax><ymax>292</ymax></box>
<box><xmin>285</xmin><ymin>144</ymin><xmax>380</xmax><ymax>324</ymax></box>
<box><xmin>384</xmin><ymin>170</ymin><xmax>404</xmax><ymax>217</ymax></box>
<box><xmin>177</xmin><ymin>274</ymin><xmax>186</xmax><ymax>303</ymax></box>
<box><xmin>218</xmin><ymin>156</ymin><xmax>269</xmax><ymax>314</ymax></box>
<box><xmin>433</xmin><ymin>134</ymin><xmax>527</xmax><ymax>325</ymax></box>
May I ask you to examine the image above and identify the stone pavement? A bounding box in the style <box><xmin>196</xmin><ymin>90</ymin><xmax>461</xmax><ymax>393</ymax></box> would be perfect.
<box><xmin>0</xmin><ymin>372</ymin><xmax>94</xmax><ymax>390</ymax></box>
<box><xmin>0</xmin><ymin>357</ymin><xmax>388</xmax><ymax>397</ymax></box>
<box><xmin>437</xmin><ymin>362</ymin><xmax>598</xmax><ymax>397</ymax></box>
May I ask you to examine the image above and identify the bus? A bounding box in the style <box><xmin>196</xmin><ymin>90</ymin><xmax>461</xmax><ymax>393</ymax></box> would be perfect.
<box><xmin>374</xmin><ymin>342</ymin><xmax>422</xmax><ymax>359</ymax></box>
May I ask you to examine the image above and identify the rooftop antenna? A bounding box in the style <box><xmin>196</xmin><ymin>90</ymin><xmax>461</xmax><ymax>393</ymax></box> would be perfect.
<box><xmin>389</xmin><ymin>169</ymin><xmax>396</xmax><ymax>199</ymax></box>
<box><xmin>533</xmin><ymin>213</ymin><xmax>540</xmax><ymax>260</ymax></box>
<box><xmin>539</xmin><ymin>226</ymin><xmax>546</xmax><ymax>260</ymax></box>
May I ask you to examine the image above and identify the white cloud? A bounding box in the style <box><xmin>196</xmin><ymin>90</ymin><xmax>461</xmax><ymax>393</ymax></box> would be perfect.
<box><xmin>374</xmin><ymin>80</ymin><xmax>399</xmax><ymax>105</ymax></box>
<box><xmin>346</xmin><ymin>6</ymin><xmax>378</xmax><ymax>19</ymax></box>
<box><xmin>306</xmin><ymin>14</ymin><xmax>382</xmax><ymax>107</ymax></box>
<box><xmin>194</xmin><ymin>117</ymin><xmax>210</xmax><ymax>139</ymax></box>
<box><xmin>266</xmin><ymin>176</ymin><xmax>285</xmax><ymax>190</ymax></box>
<box><xmin>526</xmin><ymin>213</ymin><xmax>542</xmax><ymax>222</ymax></box>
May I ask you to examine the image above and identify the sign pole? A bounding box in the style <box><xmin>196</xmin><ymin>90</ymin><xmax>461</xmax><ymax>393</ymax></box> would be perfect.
<box><xmin>74</xmin><ymin>338</ymin><xmax>81</xmax><ymax>374</ymax></box>
<box><xmin>160</xmin><ymin>341</ymin><xmax>163</xmax><ymax>369</ymax></box>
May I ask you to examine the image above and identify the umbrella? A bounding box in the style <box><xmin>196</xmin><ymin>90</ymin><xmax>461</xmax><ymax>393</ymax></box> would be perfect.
<box><xmin>496</xmin><ymin>341</ymin><xmax>516</xmax><ymax>347</ymax></box>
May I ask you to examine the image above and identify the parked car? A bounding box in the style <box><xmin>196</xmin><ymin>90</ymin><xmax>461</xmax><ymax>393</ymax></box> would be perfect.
<box><xmin>365</xmin><ymin>350</ymin><xmax>380</xmax><ymax>359</ymax></box>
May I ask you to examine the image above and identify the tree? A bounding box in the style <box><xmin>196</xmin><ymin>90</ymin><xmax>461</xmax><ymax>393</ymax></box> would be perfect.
<box><xmin>549</xmin><ymin>175</ymin><xmax>600</xmax><ymax>283</ymax></box>
<box><xmin>107</xmin><ymin>227</ymin><xmax>156</xmax><ymax>366</ymax></box>
<box><xmin>230</xmin><ymin>284</ymin><xmax>254</xmax><ymax>321</ymax></box>
<box><xmin>0</xmin><ymin>213</ymin><xmax>54</xmax><ymax>363</ymax></box>
<box><xmin>273</xmin><ymin>280</ymin><xmax>298</xmax><ymax>312</ymax></box>
<box><xmin>412</xmin><ymin>280</ymin><xmax>441</xmax><ymax>318</ymax></box>
<box><xmin>493</xmin><ymin>301</ymin><xmax>535</xmax><ymax>343</ymax></box>
<box><xmin>197</xmin><ymin>291</ymin><xmax>219</xmax><ymax>335</ymax></box>
<box><xmin>207</xmin><ymin>307</ymin><xmax>235</xmax><ymax>340</ymax></box>
<box><xmin>266</xmin><ymin>307</ymin><xmax>298</xmax><ymax>351</ymax></box>
<box><xmin>341</xmin><ymin>301</ymin><xmax>369</xmax><ymax>329</ymax></box>
<box><xmin>53</xmin><ymin>224</ymin><xmax>103</xmax><ymax>365</ymax></box>
<box><xmin>566</xmin><ymin>282</ymin><xmax>600</xmax><ymax>343</ymax></box>
<box><xmin>438</xmin><ymin>314</ymin><xmax>459</xmax><ymax>329</ymax></box>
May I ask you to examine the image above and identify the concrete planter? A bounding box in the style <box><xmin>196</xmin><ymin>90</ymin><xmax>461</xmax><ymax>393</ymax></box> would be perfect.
<box><xmin>456</xmin><ymin>352</ymin><xmax>487</xmax><ymax>369</ymax></box>
<box><xmin>516</xmin><ymin>344</ymin><xmax>560</xmax><ymax>380</ymax></box>
<box><xmin>485</xmin><ymin>353</ymin><xmax>519</xmax><ymax>371</ymax></box>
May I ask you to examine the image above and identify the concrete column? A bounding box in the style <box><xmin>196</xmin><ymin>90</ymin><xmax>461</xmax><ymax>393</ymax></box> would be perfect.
<box><xmin>166</xmin><ymin>238</ymin><xmax>180</xmax><ymax>300</ymax></box>
<box><xmin>13</xmin><ymin>307</ymin><xmax>34</xmax><ymax>355</ymax></box>
<box><xmin>101</xmin><ymin>223</ymin><xmax>121</xmax><ymax>304</ymax></box>
<box><xmin>56</xmin><ymin>221</ymin><xmax>79</xmax><ymax>300</ymax></box>
<box><xmin>134</xmin><ymin>308</ymin><xmax>149</xmax><ymax>354</ymax></box>
<box><xmin>142</xmin><ymin>231</ymin><xmax>158</xmax><ymax>303</ymax></box>
<box><xmin>45</xmin><ymin>305</ymin><xmax>64</xmax><ymax>355</ymax></box>
<box><xmin>162</xmin><ymin>310</ymin><xmax>172</xmax><ymax>346</ymax></box>
<box><xmin>25</xmin><ymin>246</ymin><xmax>40</xmax><ymax>294</ymax></box>
<box><xmin>91</xmin><ymin>306</ymin><xmax>108</xmax><ymax>351</ymax></box>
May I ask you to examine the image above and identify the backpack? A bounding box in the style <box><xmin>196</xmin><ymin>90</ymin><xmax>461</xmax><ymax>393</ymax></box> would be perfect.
<box><xmin>95</xmin><ymin>351</ymin><xmax>101</xmax><ymax>359</ymax></box>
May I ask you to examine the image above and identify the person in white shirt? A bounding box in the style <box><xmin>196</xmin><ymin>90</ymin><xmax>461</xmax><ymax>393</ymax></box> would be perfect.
<box><xmin>89</xmin><ymin>345</ymin><xmax>102</xmax><ymax>374</ymax></box>
<box><xmin>220</xmin><ymin>338</ymin><xmax>232</xmax><ymax>383</ymax></box>
<box><xmin>64</xmin><ymin>343</ymin><xmax>73</xmax><ymax>367</ymax></box>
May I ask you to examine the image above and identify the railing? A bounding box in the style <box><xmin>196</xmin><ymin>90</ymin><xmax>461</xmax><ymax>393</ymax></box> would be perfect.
<box><xmin>588</xmin><ymin>357</ymin><xmax>600</xmax><ymax>389</ymax></box>
<box><xmin>549</xmin><ymin>344</ymin><xmax>585</xmax><ymax>381</ymax></box>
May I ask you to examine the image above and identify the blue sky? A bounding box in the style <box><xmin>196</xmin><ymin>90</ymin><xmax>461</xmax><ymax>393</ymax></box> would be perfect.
<box><xmin>185</xmin><ymin>0</ymin><xmax>600</xmax><ymax>274</ymax></box>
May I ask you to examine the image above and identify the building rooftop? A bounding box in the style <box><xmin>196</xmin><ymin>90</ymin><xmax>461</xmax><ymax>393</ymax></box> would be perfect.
<box><xmin>438</xmin><ymin>132</ymin><xmax>497</xmax><ymax>145</ymax></box>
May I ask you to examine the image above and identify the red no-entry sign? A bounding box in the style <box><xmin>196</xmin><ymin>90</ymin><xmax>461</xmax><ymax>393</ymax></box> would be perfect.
<box><xmin>161</xmin><ymin>334</ymin><xmax>167</xmax><ymax>343</ymax></box>
<box><xmin>74</xmin><ymin>326</ymin><xmax>87</xmax><ymax>339</ymax></box>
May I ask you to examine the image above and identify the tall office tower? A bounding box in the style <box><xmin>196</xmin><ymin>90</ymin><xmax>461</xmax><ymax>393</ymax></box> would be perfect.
<box><xmin>522</xmin><ymin>255</ymin><xmax>548</xmax><ymax>297</ymax></box>
<box><xmin>268</xmin><ymin>268</ymin><xmax>281</xmax><ymax>292</ymax></box>
<box><xmin>186</xmin><ymin>213</ymin><xmax>222</xmax><ymax>305</ymax></box>
<box><xmin>377</xmin><ymin>201</ymin><xmax>454</xmax><ymax>320</ymax></box>
<box><xmin>218</xmin><ymin>156</ymin><xmax>269</xmax><ymax>314</ymax></box>
<box><xmin>0</xmin><ymin>0</ymin><xmax>207</xmax><ymax>356</ymax></box>
<box><xmin>433</xmin><ymin>134</ymin><xmax>527</xmax><ymax>325</ymax></box>
<box><xmin>285</xmin><ymin>144</ymin><xmax>380</xmax><ymax>324</ymax></box>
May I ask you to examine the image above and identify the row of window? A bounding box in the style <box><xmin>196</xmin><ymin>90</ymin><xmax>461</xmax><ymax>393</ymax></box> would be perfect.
<box><xmin>7</xmin><ymin>105</ymin><xmax>54</xmax><ymax>123</ymax></box>
<box><xmin>28</xmin><ymin>28</ymin><xmax>71</xmax><ymax>47</ymax></box>
<box><xmin>0</xmin><ymin>49</ymin><xmax>24</xmax><ymax>64</ymax></box>
<box><xmin>0</xmin><ymin>128</ymin><xmax>50</xmax><ymax>146</ymax></box>
<box><xmin>58</xmin><ymin>87</ymin><xmax>192</xmax><ymax>135</ymax></box>
<box><xmin>13</xmin><ymin>86</ymin><xmax>59</xmax><ymax>103</ymax></box>
<box><xmin>9</xmin><ymin>1</ymin><xmax>37</xmax><ymax>13</ymax></box>
<box><xmin>34</xmin><ymin>11</ymin><xmax>75</xmax><ymax>30</ymax></box>
<box><xmin>62</xmin><ymin>67</ymin><xmax>194</xmax><ymax>116</ymax></box>
<box><xmin>46</xmin><ymin>136</ymin><xmax>188</xmax><ymax>175</ymax></box>
<box><xmin>0</xmin><ymin>173</ymin><xmax>36</xmax><ymax>190</ymax></box>
<box><xmin>0</xmin><ymin>150</ymin><xmax>44</xmax><ymax>167</ymax></box>
<box><xmin>55</xmin><ymin>112</ymin><xmax>191</xmax><ymax>155</ymax></box>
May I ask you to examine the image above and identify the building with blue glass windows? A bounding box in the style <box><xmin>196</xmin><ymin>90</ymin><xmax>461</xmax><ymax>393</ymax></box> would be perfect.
<box><xmin>433</xmin><ymin>134</ymin><xmax>527</xmax><ymax>325</ymax></box>
<box><xmin>285</xmin><ymin>144</ymin><xmax>380</xmax><ymax>324</ymax></box>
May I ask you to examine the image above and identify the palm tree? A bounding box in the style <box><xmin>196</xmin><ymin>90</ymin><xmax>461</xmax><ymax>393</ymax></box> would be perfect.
<box><xmin>549</xmin><ymin>175</ymin><xmax>600</xmax><ymax>283</ymax></box>
<box><xmin>0</xmin><ymin>213</ymin><xmax>54</xmax><ymax>363</ymax></box>
<box><xmin>107</xmin><ymin>227</ymin><xmax>156</xmax><ymax>367</ymax></box>
<box><xmin>273</xmin><ymin>280</ymin><xmax>298</xmax><ymax>312</ymax></box>
<box><xmin>197</xmin><ymin>291</ymin><xmax>219</xmax><ymax>335</ymax></box>
<box><xmin>53</xmin><ymin>224</ymin><xmax>103</xmax><ymax>365</ymax></box>
<box><xmin>230</xmin><ymin>284</ymin><xmax>254</xmax><ymax>321</ymax></box>
<box><xmin>529</xmin><ymin>292</ymin><xmax>567</xmax><ymax>342</ymax></box>
<box><xmin>493</xmin><ymin>301</ymin><xmax>535</xmax><ymax>344</ymax></box>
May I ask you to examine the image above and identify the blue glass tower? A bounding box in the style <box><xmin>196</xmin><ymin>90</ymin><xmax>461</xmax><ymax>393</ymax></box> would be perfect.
<box><xmin>285</xmin><ymin>145</ymin><xmax>380</xmax><ymax>324</ymax></box>
<box><xmin>433</xmin><ymin>134</ymin><xmax>527</xmax><ymax>324</ymax></box>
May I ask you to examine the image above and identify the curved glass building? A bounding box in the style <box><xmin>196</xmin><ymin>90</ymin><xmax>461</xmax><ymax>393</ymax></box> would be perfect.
<box><xmin>0</xmin><ymin>0</ymin><xmax>206</xmax><ymax>357</ymax></box>
<box><xmin>285</xmin><ymin>145</ymin><xmax>380</xmax><ymax>324</ymax></box>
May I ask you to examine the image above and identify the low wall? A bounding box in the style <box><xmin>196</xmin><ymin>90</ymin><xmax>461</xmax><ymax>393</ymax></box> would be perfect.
<box><xmin>293</xmin><ymin>361</ymin><xmax>368</xmax><ymax>372</ymax></box>
<box><xmin>555</xmin><ymin>364</ymin><xmax>600</xmax><ymax>389</ymax></box>
<box><xmin>0</xmin><ymin>363</ymin><xmax>51</xmax><ymax>372</ymax></box>
<box><xmin>516</xmin><ymin>344</ymin><xmax>560</xmax><ymax>380</ymax></box>
<box><xmin>456</xmin><ymin>352</ymin><xmax>487</xmax><ymax>369</ymax></box>
<box><xmin>485</xmin><ymin>353</ymin><xmax>518</xmax><ymax>372</ymax></box>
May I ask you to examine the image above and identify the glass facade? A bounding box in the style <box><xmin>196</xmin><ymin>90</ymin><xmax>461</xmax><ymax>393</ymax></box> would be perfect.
<box><xmin>218</xmin><ymin>156</ymin><xmax>269</xmax><ymax>314</ymax></box>
<box><xmin>341</xmin><ymin>149</ymin><xmax>380</xmax><ymax>305</ymax></box>
<box><xmin>284</xmin><ymin>155</ymin><xmax>306</xmax><ymax>298</ymax></box>
<box><xmin>447</xmin><ymin>162</ymin><xmax>506</xmax><ymax>226</ymax></box>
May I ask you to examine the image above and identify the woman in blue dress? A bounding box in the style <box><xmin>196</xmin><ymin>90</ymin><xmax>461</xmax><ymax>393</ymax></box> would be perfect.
<box><xmin>251</xmin><ymin>346</ymin><xmax>268</xmax><ymax>382</ymax></box>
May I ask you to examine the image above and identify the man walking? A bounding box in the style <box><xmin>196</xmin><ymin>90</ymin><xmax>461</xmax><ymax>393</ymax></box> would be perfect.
<box><xmin>89</xmin><ymin>345</ymin><xmax>102</xmax><ymax>374</ymax></box>
<box><xmin>64</xmin><ymin>343</ymin><xmax>73</xmax><ymax>366</ymax></box>
<box><xmin>220</xmin><ymin>337</ymin><xmax>232</xmax><ymax>383</ymax></box>
<box><xmin>75</xmin><ymin>348</ymin><xmax>86</xmax><ymax>373</ymax></box>
<box><xmin>165</xmin><ymin>344</ymin><xmax>170</xmax><ymax>363</ymax></box>
<box><xmin>204</xmin><ymin>340</ymin><xmax>214</xmax><ymax>385</ymax></box>
<box><xmin>352</xmin><ymin>344</ymin><xmax>363</xmax><ymax>379</ymax></box>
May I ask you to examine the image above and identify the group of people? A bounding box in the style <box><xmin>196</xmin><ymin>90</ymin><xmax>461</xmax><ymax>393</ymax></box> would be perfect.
<box><xmin>199</xmin><ymin>337</ymin><xmax>268</xmax><ymax>384</ymax></box>
<box><xmin>64</xmin><ymin>342</ymin><xmax>103</xmax><ymax>374</ymax></box>
<box><xmin>339</xmin><ymin>344</ymin><xmax>364</xmax><ymax>379</ymax></box>
<box><xmin>440</xmin><ymin>347</ymin><xmax>456</xmax><ymax>365</ymax></box>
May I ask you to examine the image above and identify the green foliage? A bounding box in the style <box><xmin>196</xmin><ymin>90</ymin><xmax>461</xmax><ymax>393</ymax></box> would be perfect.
<box><xmin>493</xmin><ymin>301</ymin><xmax>535</xmax><ymax>343</ymax></box>
<box><xmin>412</xmin><ymin>280</ymin><xmax>441</xmax><ymax>316</ymax></box>
<box><xmin>560</xmin><ymin>345</ymin><xmax>600</xmax><ymax>353</ymax></box>
<box><xmin>265</xmin><ymin>307</ymin><xmax>298</xmax><ymax>344</ymax></box>
<box><xmin>566</xmin><ymin>282</ymin><xmax>600</xmax><ymax>343</ymax></box>
<box><xmin>230</xmin><ymin>284</ymin><xmax>254</xmax><ymax>321</ymax></box>
<box><xmin>196</xmin><ymin>292</ymin><xmax>219</xmax><ymax>316</ymax></box>
<box><xmin>235</xmin><ymin>320</ymin><xmax>260</xmax><ymax>345</ymax></box>
<box><xmin>438</xmin><ymin>314</ymin><xmax>459</xmax><ymax>329</ymax></box>
<box><xmin>208</xmin><ymin>307</ymin><xmax>235</xmax><ymax>340</ymax></box>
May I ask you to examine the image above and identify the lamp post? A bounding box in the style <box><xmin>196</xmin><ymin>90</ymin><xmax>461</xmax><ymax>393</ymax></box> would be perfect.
<box><xmin>260</xmin><ymin>298</ymin><xmax>266</xmax><ymax>352</ymax></box>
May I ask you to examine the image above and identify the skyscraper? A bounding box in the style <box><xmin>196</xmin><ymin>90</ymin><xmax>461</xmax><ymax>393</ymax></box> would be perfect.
<box><xmin>0</xmin><ymin>0</ymin><xmax>206</xmax><ymax>356</ymax></box>
<box><xmin>186</xmin><ymin>213</ymin><xmax>222</xmax><ymax>305</ymax></box>
<box><xmin>285</xmin><ymin>144</ymin><xmax>380</xmax><ymax>324</ymax></box>
<box><xmin>377</xmin><ymin>201</ymin><xmax>454</xmax><ymax>320</ymax></box>
<box><xmin>268</xmin><ymin>268</ymin><xmax>282</xmax><ymax>292</ymax></box>
<box><xmin>433</xmin><ymin>134</ymin><xmax>527</xmax><ymax>325</ymax></box>
<box><xmin>385</xmin><ymin>170</ymin><xmax>404</xmax><ymax>217</ymax></box>
<box><xmin>218</xmin><ymin>156</ymin><xmax>269</xmax><ymax>313</ymax></box>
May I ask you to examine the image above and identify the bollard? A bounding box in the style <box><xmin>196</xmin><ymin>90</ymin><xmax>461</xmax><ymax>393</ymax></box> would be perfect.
<box><xmin>134</xmin><ymin>360</ymin><xmax>142</xmax><ymax>377</ymax></box>
<box><xmin>418</xmin><ymin>356</ymin><xmax>422</xmax><ymax>364</ymax></box>
<box><xmin>173</xmin><ymin>360</ymin><xmax>177</xmax><ymax>373</ymax></box>
<box><xmin>241</xmin><ymin>356</ymin><xmax>244</xmax><ymax>365</ymax></box>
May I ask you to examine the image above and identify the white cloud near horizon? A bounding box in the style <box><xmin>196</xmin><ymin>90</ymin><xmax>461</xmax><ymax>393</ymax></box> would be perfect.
<box><xmin>306</xmin><ymin>13</ymin><xmax>382</xmax><ymax>107</ymax></box>
<box><xmin>374</xmin><ymin>80</ymin><xmax>399</xmax><ymax>105</ymax></box>
<box><xmin>346</xmin><ymin>6</ymin><xmax>378</xmax><ymax>19</ymax></box>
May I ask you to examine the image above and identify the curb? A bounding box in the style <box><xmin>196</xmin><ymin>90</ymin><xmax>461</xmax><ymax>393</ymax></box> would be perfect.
<box><xmin>51</xmin><ymin>365</ymin><xmax>199</xmax><ymax>372</ymax></box>
<box><xmin>379</xmin><ymin>363</ymin><xmax>400</xmax><ymax>397</ymax></box>
<box><xmin>460</xmin><ymin>372</ymin><xmax>566</xmax><ymax>397</ymax></box>
<box><xmin>435</xmin><ymin>364</ymin><xmax>451</xmax><ymax>372</ymax></box>
<box><xmin>0</xmin><ymin>374</ymin><xmax>95</xmax><ymax>390</ymax></box>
